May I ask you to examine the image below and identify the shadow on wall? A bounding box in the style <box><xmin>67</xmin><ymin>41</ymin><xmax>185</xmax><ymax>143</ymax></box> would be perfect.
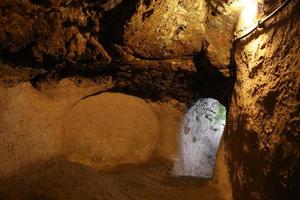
<box><xmin>173</xmin><ymin>98</ymin><xmax>226</xmax><ymax>179</ymax></box>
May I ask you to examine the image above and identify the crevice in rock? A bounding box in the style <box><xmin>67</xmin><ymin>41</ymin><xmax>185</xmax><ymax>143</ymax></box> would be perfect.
<box><xmin>100</xmin><ymin>0</ymin><xmax>140</xmax><ymax>44</ymax></box>
<box><xmin>192</xmin><ymin>51</ymin><xmax>235</xmax><ymax>107</ymax></box>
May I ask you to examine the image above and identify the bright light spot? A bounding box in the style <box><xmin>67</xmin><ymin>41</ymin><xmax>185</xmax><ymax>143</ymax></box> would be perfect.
<box><xmin>173</xmin><ymin>98</ymin><xmax>226</xmax><ymax>179</ymax></box>
<box><xmin>240</xmin><ymin>0</ymin><xmax>258</xmax><ymax>27</ymax></box>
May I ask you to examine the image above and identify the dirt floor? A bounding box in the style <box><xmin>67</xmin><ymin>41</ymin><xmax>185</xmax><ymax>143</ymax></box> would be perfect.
<box><xmin>0</xmin><ymin>159</ymin><xmax>225</xmax><ymax>200</ymax></box>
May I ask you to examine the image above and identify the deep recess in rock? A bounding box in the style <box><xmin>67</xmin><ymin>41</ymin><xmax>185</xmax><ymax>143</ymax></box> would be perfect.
<box><xmin>0</xmin><ymin>0</ymin><xmax>299</xmax><ymax>200</ymax></box>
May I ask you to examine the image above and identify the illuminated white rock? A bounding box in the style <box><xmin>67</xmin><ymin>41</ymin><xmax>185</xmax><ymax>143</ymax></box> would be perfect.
<box><xmin>174</xmin><ymin>98</ymin><xmax>226</xmax><ymax>178</ymax></box>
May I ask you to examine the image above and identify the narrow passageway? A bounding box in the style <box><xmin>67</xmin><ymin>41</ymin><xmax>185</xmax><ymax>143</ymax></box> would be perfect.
<box><xmin>0</xmin><ymin>0</ymin><xmax>299</xmax><ymax>199</ymax></box>
<box><xmin>174</xmin><ymin>98</ymin><xmax>226</xmax><ymax>178</ymax></box>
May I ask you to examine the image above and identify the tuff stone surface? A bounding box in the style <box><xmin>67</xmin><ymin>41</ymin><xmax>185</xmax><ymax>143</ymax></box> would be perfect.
<box><xmin>0</xmin><ymin>81</ymin><xmax>189</xmax><ymax>179</ymax></box>
<box><xmin>122</xmin><ymin>0</ymin><xmax>207</xmax><ymax>59</ymax></box>
<box><xmin>0</xmin><ymin>0</ymin><xmax>235</xmax><ymax>75</ymax></box>
<box><xmin>226</xmin><ymin>1</ymin><xmax>300</xmax><ymax>199</ymax></box>
<box><xmin>62</xmin><ymin>92</ymin><xmax>160</xmax><ymax>169</ymax></box>
<box><xmin>1</xmin><ymin>0</ymin><xmax>299</xmax><ymax>199</ymax></box>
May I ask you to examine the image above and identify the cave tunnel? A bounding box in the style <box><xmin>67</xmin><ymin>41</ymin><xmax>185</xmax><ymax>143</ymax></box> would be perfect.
<box><xmin>174</xmin><ymin>98</ymin><xmax>226</xmax><ymax>179</ymax></box>
<box><xmin>0</xmin><ymin>0</ymin><xmax>299</xmax><ymax>200</ymax></box>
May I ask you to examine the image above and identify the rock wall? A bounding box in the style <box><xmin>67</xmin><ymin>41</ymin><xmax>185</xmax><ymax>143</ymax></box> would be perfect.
<box><xmin>149</xmin><ymin>101</ymin><xmax>185</xmax><ymax>161</ymax></box>
<box><xmin>0</xmin><ymin>0</ymin><xmax>235</xmax><ymax>186</ymax></box>
<box><xmin>0</xmin><ymin>80</ymin><xmax>185</xmax><ymax>179</ymax></box>
<box><xmin>0</xmin><ymin>80</ymin><xmax>111</xmax><ymax>178</ymax></box>
<box><xmin>122</xmin><ymin>0</ymin><xmax>207</xmax><ymax>59</ymax></box>
<box><xmin>0</xmin><ymin>82</ymin><xmax>62</xmax><ymax>179</ymax></box>
<box><xmin>0</xmin><ymin>0</ymin><xmax>235</xmax><ymax>75</ymax></box>
<box><xmin>6</xmin><ymin>0</ymin><xmax>300</xmax><ymax>199</ymax></box>
<box><xmin>62</xmin><ymin>92</ymin><xmax>160</xmax><ymax>169</ymax></box>
<box><xmin>226</xmin><ymin>1</ymin><xmax>300</xmax><ymax>199</ymax></box>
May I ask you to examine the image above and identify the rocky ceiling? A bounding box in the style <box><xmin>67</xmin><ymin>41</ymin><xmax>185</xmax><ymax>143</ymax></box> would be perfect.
<box><xmin>0</xmin><ymin>0</ymin><xmax>238</xmax><ymax>104</ymax></box>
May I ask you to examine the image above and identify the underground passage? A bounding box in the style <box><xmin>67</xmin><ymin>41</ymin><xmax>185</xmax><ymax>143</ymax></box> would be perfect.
<box><xmin>0</xmin><ymin>0</ymin><xmax>299</xmax><ymax>200</ymax></box>
<box><xmin>174</xmin><ymin>98</ymin><xmax>226</xmax><ymax>179</ymax></box>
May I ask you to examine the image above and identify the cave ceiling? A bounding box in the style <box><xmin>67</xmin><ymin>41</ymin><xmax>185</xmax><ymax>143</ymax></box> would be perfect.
<box><xmin>0</xmin><ymin>0</ymin><xmax>238</xmax><ymax>103</ymax></box>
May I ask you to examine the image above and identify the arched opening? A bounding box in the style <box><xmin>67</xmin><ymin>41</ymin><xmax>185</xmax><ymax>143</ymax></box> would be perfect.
<box><xmin>174</xmin><ymin>98</ymin><xmax>226</xmax><ymax>179</ymax></box>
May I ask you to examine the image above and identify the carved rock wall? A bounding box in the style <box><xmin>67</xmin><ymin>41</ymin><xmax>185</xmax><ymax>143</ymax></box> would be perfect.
<box><xmin>226</xmin><ymin>1</ymin><xmax>300</xmax><ymax>199</ymax></box>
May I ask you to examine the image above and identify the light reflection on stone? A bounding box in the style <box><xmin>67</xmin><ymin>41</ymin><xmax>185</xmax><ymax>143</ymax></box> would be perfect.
<box><xmin>174</xmin><ymin>98</ymin><xmax>226</xmax><ymax>179</ymax></box>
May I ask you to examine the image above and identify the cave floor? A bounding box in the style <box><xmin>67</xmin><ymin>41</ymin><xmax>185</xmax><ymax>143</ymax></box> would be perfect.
<box><xmin>0</xmin><ymin>159</ymin><xmax>225</xmax><ymax>200</ymax></box>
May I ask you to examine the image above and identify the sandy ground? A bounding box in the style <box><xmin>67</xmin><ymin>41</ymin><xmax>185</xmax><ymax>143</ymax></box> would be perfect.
<box><xmin>0</xmin><ymin>159</ymin><xmax>225</xmax><ymax>200</ymax></box>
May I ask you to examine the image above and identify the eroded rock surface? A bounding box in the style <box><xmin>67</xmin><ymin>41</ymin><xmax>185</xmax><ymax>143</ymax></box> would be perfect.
<box><xmin>226</xmin><ymin>1</ymin><xmax>300</xmax><ymax>199</ymax></box>
<box><xmin>0</xmin><ymin>80</ymin><xmax>111</xmax><ymax>178</ymax></box>
<box><xmin>62</xmin><ymin>92</ymin><xmax>160</xmax><ymax>169</ymax></box>
<box><xmin>1</xmin><ymin>0</ymin><xmax>298</xmax><ymax>199</ymax></box>
<box><xmin>0</xmin><ymin>81</ymin><xmax>189</xmax><ymax>179</ymax></box>
<box><xmin>122</xmin><ymin>0</ymin><xmax>207</xmax><ymax>59</ymax></box>
<box><xmin>149</xmin><ymin>100</ymin><xmax>185</xmax><ymax>161</ymax></box>
<box><xmin>0</xmin><ymin>0</ymin><xmax>236</xmax><ymax>75</ymax></box>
